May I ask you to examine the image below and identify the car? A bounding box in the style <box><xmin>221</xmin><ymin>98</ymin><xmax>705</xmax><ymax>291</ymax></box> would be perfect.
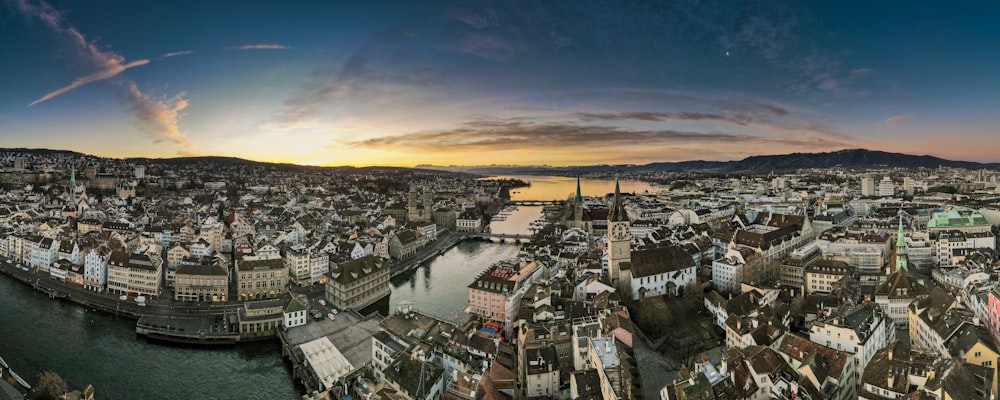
<box><xmin>331</xmin><ymin>308</ymin><xmax>338</xmax><ymax>315</ymax></box>
<box><xmin>327</xmin><ymin>313</ymin><xmax>335</xmax><ymax>320</ymax></box>
<box><xmin>318</xmin><ymin>299</ymin><xmax>326</xmax><ymax>306</ymax></box>
<box><xmin>120</xmin><ymin>295</ymin><xmax>128</xmax><ymax>301</ymax></box>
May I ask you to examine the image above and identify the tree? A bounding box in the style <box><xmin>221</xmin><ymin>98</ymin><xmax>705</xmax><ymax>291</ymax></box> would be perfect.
<box><xmin>35</xmin><ymin>370</ymin><xmax>68</xmax><ymax>400</ymax></box>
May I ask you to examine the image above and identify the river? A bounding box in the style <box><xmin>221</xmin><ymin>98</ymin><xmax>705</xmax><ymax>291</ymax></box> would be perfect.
<box><xmin>487</xmin><ymin>175</ymin><xmax>658</xmax><ymax>201</ymax></box>
<box><xmin>0</xmin><ymin>175</ymin><xmax>639</xmax><ymax>399</ymax></box>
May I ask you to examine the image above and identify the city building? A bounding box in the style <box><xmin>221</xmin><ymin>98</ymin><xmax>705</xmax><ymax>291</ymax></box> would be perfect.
<box><xmin>325</xmin><ymin>255</ymin><xmax>390</xmax><ymax>311</ymax></box>
<box><xmin>236</xmin><ymin>257</ymin><xmax>287</xmax><ymax>300</ymax></box>
<box><xmin>173</xmin><ymin>264</ymin><xmax>228</xmax><ymax>302</ymax></box>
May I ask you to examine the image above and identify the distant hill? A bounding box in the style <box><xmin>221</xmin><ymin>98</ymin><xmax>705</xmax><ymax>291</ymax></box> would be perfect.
<box><xmin>422</xmin><ymin>149</ymin><xmax>1000</xmax><ymax>175</ymax></box>
<box><xmin>723</xmin><ymin>149</ymin><xmax>998</xmax><ymax>172</ymax></box>
<box><xmin>3</xmin><ymin>147</ymin><xmax>997</xmax><ymax>174</ymax></box>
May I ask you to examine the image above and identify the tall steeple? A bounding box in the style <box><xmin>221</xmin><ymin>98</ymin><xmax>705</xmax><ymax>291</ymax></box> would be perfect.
<box><xmin>894</xmin><ymin>210</ymin><xmax>908</xmax><ymax>272</ymax></box>
<box><xmin>69</xmin><ymin>164</ymin><xmax>76</xmax><ymax>207</ymax></box>
<box><xmin>575</xmin><ymin>176</ymin><xmax>583</xmax><ymax>204</ymax></box>
<box><xmin>609</xmin><ymin>177</ymin><xmax>626</xmax><ymax>222</ymax></box>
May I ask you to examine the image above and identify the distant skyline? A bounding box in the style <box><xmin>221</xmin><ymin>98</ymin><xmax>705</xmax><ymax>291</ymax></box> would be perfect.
<box><xmin>2</xmin><ymin>1</ymin><xmax>999</xmax><ymax>166</ymax></box>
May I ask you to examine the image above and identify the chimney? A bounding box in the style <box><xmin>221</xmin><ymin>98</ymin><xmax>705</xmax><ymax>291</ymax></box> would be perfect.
<box><xmin>751</xmin><ymin>319</ymin><xmax>759</xmax><ymax>329</ymax></box>
<box><xmin>927</xmin><ymin>366</ymin><xmax>935</xmax><ymax>381</ymax></box>
<box><xmin>888</xmin><ymin>351</ymin><xmax>893</xmax><ymax>361</ymax></box>
<box><xmin>737</xmin><ymin>320</ymin><xmax>742</xmax><ymax>331</ymax></box>
<box><xmin>887</xmin><ymin>373</ymin><xmax>894</xmax><ymax>389</ymax></box>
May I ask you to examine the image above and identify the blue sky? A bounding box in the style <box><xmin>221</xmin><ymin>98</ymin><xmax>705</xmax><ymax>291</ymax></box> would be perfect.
<box><xmin>2</xmin><ymin>0</ymin><xmax>999</xmax><ymax>166</ymax></box>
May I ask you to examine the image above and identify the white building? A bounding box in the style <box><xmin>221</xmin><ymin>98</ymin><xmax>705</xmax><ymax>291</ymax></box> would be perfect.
<box><xmin>83</xmin><ymin>246</ymin><xmax>110</xmax><ymax>292</ymax></box>
<box><xmin>711</xmin><ymin>247</ymin><xmax>748</xmax><ymax>294</ymax></box>
<box><xmin>283</xmin><ymin>297</ymin><xmax>307</xmax><ymax>328</ymax></box>
<box><xmin>627</xmin><ymin>245</ymin><xmax>698</xmax><ymax>300</ymax></box>
<box><xmin>808</xmin><ymin>303</ymin><xmax>895</xmax><ymax>382</ymax></box>
<box><xmin>877</xmin><ymin>176</ymin><xmax>894</xmax><ymax>197</ymax></box>
<box><xmin>861</xmin><ymin>176</ymin><xmax>876</xmax><ymax>197</ymax></box>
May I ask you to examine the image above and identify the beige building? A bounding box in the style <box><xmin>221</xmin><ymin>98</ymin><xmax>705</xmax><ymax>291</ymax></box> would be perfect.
<box><xmin>325</xmin><ymin>255</ymin><xmax>390</xmax><ymax>310</ymax></box>
<box><xmin>107</xmin><ymin>251</ymin><xmax>162</xmax><ymax>298</ymax></box>
<box><xmin>174</xmin><ymin>264</ymin><xmax>229</xmax><ymax>302</ymax></box>
<box><xmin>236</xmin><ymin>257</ymin><xmax>288</xmax><ymax>300</ymax></box>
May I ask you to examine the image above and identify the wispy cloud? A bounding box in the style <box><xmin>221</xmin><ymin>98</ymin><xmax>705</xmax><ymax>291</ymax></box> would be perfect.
<box><xmin>29</xmin><ymin>59</ymin><xmax>149</xmax><ymax>106</ymax></box>
<box><xmin>124</xmin><ymin>81</ymin><xmax>193</xmax><ymax>154</ymax></box>
<box><xmin>344</xmin><ymin>119</ymin><xmax>851</xmax><ymax>152</ymax></box>
<box><xmin>883</xmin><ymin>114</ymin><xmax>911</xmax><ymax>127</ymax></box>
<box><xmin>13</xmin><ymin>0</ymin><xmax>151</xmax><ymax>106</ymax></box>
<box><xmin>13</xmin><ymin>0</ymin><xmax>194</xmax><ymax>153</ymax></box>
<box><xmin>162</xmin><ymin>50</ymin><xmax>195</xmax><ymax>58</ymax></box>
<box><xmin>576</xmin><ymin>111</ymin><xmax>752</xmax><ymax>125</ymax></box>
<box><xmin>230</xmin><ymin>43</ymin><xmax>289</xmax><ymax>50</ymax></box>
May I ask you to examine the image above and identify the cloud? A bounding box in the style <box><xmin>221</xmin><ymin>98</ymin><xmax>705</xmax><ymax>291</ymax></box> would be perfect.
<box><xmin>576</xmin><ymin>111</ymin><xmax>752</xmax><ymax>125</ymax></box>
<box><xmin>162</xmin><ymin>50</ymin><xmax>195</xmax><ymax>58</ymax></box>
<box><xmin>123</xmin><ymin>81</ymin><xmax>193</xmax><ymax>154</ymax></box>
<box><xmin>883</xmin><ymin>114</ymin><xmax>911</xmax><ymax>127</ymax></box>
<box><xmin>14</xmin><ymin>0</ymin><xmax>152</xmax><ymax>106</ymax></box>
<box><xmin>13</xmin><ymin>0</ymin><xmax>194</xmax><ymax>153</ymax></box>
<box><xmin>28</xmin><ymin>58</ymin><xmax>149</xmax><ymax>106</ymax></box>
<box><xmin>230</xmin><ymin>43</ymin><xmax>289</xmax><ymax>50</ymax></box>
<box><xmin>450</xmin><ymin>32</ymin><xmax>520</xmax><ymax>61</ymax></box>
<box><xmin>343</xmin><ymin>119</ymin><xmax>851</xmax><ymax>152</ymax></box>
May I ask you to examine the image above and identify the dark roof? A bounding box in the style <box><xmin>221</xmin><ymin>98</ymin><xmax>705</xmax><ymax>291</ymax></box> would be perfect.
<box><xmin>329</xmin><ymin>255</ymin><xmax>385</xmax><ymax>286</ymax></box>
<box><xmin>629</xmin><ymin>245</ymin><xmax>695</xmax><ymax>278</ymax></box>
<box><xmin>175</xmin><ymin>263</ymin><xmax>227</xmax><ymax>276</ymax></box>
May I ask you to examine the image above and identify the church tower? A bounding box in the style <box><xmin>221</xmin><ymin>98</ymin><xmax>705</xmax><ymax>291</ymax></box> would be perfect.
<box><xmin>69</xmin><ymin>165</ymin><xmax>76</xmax><ymax>207</ymax></box>
<box><xmin>894</xmin><ymin>210</ymin><xmax>908</xmax><ymax>273</ymax></box>
<box><xmin>574</xmin><ymin>176</ymin><xmax>584</xmax><ymax>226</ymax></box>
<box><xmin>607</xmin><ymin>178</ymin><xmax>631</xmax><ymax>285</ymax></box>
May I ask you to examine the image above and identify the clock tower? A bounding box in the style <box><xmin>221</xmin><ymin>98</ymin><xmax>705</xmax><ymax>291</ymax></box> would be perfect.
<box><xmin>607</xmin><ymin>178</ymin><xmax>630</xmax><ymax>285</ymax></box>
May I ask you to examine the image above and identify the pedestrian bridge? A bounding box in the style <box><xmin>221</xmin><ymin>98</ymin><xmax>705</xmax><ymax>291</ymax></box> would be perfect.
<box><xmin>462</xmin><ymin>232</ymin><xmax>532</xmax><ymax>244</ymax></box>
<box><xmin>506</xmin><ymin>199</ymin><xmax>565</xmax><ymax>206</ymax></box>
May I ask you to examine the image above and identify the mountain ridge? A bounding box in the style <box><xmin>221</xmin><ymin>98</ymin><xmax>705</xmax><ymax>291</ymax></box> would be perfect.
<box><xmin>2</xmin><ymin>148</ymin><xmax>997</xmax><ymax>174</ymax></box>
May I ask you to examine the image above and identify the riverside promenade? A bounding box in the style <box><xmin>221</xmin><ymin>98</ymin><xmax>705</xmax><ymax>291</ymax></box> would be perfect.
<box><xmin>0</xmin><ymin>256</ymin><xmax>241</xmax><ymax>345</ymax></box>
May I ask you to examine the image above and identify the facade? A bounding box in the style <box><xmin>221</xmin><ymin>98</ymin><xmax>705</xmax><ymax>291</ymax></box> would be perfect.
<box><xmin>106</xmin><ymin>251</ymin><xmax>162</xmax><ymax>298</ymax></box>
<box><xmin>389</xmin><ymin>229</ymin><xmax>420</xmax><ymax>260</ymax></box>
<box><xmin>309</xmin><ymin>252</ymin><xmax>329</xmax><ymax>285</ymax></box>
<box><xmin>285</xmin><ymin>247</ymin><xmax>310</xmax><ymax>285</ymax></box>
<box><xmin>325</xmin><ymin>255</ymin><xmax>390</xmax><ymax>310</ymax></box>
<box><xmin>236</xmin><ymin>257</ymin><xmax>288</xmax><ymax>300</ymax></box>
<box><xmin>238</xmin><ymin>299</ymin><xmax>285</xmax><ymax>339</ymax></box>
<box><xmin>877</xmin><ymin>176</ymin><xmax>894</xmax><ymax>197</ymax></box>
<box><xmin>808</xmin><ymin>302</ymin><xmax>895</xmax><ymax>382</ymax></box>
<box><xmin>712</xmin><ymin>247</ymin><xmax>749</xmax><ymax>294</ymax></box>
<box><xmin>861</xmin><ymin>176</ymin><xmax>876</xmax><ymax>197</ymax></box>
<box><xmin>82</xmin><ymin>246</ymin><xmax>110</xmax><ymax>291</ymax></box>
<box><xmin>283</xmin><ymin>297</ymin><xmax>307</xmax><ymax>329</ymax></box>
<box><xmin>467</xmin><ymin>260</ymin><xmax>543</xmax><ymax>323</ymax></box>
<box><xmin>804</xmin><ymin>259</ymin><xmax>853</xmax><ymax>294</ymax></box>
<box><xmin>627</xmin><ymin>244</ymin><xmax>698</xmax><ymax>300</ymax></box>
<box><xmin>173</xmin><ymin>264</ymin><xmax>228</xmax><ymax>302</ymax></box>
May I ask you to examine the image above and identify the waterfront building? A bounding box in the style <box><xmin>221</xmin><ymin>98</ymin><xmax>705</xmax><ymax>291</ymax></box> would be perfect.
<box><xmin>238</xmin><ymin>299</ymin><xmax>285</xmax><ymax>339</ymax></box>
<box><xmin>466</xmin><ymin>259</ymin><xmax>543</xmax><ymax>323</ymax></box>
<box><xmin>283</xmin><ymin>297</ymin><xmax>307</xmax><ymax>329</ymax></box>
<box><xmin>325</xmin><ymin>254</ymin><xmax>389</xmax><ymax>311</ymax></box>
<box><xmin>456</xmin><ymin>209</ymin><xmax>482</xmax><ymax>232</ymax></box>
<box><xmin>83</xmin><ymin>245</ymin><xmax>110</xmax><ymax>292</ymax></box>
<box><xmin>106</xmin><ymin>251</ymin><xmax>162</xmax><ymax>298</ymax></box>
<box><xmin>236</xmin><ymin>256</ymin><xmax>287</xmax><ymax>300</ymax></box>
<box><xmin>389</xmin><ymin>229</ymin><xmax>420</xmax><ymax>259</ymax></box>
<box><xmin>174</xmin><ymin>264</ymin><xmax>228</xmax><ymax>302</ymax></box>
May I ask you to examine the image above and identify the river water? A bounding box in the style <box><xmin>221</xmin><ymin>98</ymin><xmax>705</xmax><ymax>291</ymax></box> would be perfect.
<box><xmin>0</xmin><ymin>175</ymin><xmax>641</xmax><ymax>399</ymax></box>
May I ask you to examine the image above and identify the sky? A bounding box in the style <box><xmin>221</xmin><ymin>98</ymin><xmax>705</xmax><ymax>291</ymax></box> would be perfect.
<box><xmin>2</xmin><ymin>0</ymin><xmax>999</xmax><ymax>166</ymax></box>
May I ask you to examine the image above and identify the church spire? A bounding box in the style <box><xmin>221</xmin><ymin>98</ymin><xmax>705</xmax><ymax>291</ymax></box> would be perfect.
<box><xmin>575</xmin><ymin>176</ymin><xmax>583</xmax><ymax>203</ymax></box>
<box><xmin>895</xmin><ymin>210</ymin><xmax>908</xmax><ymax>272</ymax></box>
<box><xmin>609</xmin><ymin>177</ymin><xmax>627</xmax><ymax>222</ymax></box>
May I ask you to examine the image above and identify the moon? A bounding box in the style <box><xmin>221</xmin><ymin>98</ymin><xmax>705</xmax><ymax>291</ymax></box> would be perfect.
<box><xmin>725</xmin><ymin>51</ymin><xmax>730</xmax><ymax>57</ymax></box>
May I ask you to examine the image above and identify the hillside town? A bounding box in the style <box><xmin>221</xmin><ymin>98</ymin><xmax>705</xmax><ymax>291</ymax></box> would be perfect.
<box><xmin>2</xmin><ymin>150</ymin><xmax>1000</xmax><ymax>400</ymax></box>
